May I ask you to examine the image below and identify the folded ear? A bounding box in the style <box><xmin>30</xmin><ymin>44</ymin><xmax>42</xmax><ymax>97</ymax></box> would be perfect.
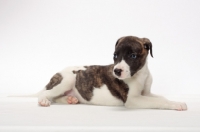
<box><xmin>143</xmin><ymin>38</ymin><xmax>153</xmax><ymax>57</ymax></box>
<box><xmin>115</xmin><ymin>38</ymin><xmax>120</xmax><ymax>47</ymax></box>
<box><xmin>115</xmin><ymin>37</ymin><xmax>124</xmax><ymax>47</ymax></box>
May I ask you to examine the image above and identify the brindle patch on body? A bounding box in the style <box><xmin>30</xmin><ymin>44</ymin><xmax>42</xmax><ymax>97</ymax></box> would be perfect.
<box><xmin>73</xmin><ymin>65</ymin><xmax>129</xmax><ymax>102</ymax></box>
<box><xmin>46</xmin><ymin>73</ymin><xmax>63</xmax><ymax>90</ymax></box>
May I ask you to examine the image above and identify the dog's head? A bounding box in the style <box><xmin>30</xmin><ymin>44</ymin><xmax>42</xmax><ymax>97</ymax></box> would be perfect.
<box><xmin>113</xmin><ymin>36</ymin><xmax>153</xmax><ymax>80</ymax></box>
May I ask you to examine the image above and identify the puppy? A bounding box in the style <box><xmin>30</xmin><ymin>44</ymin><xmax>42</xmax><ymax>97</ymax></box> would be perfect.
<box><xmin>38</xmin><ymin>36</ymin><xmax>187</xmax><ymax>111</ymax></box>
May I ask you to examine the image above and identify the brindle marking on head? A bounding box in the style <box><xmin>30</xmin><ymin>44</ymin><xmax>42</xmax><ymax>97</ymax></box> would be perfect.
<box><xmin>114</xmin><ymin>36</ymin><xmax>153</xmax><ymax>76</ymax></box>
<box><xmin>115</xmin><ymin>36</ymin><xmax>153</xmax><ymax>57</ymax></box>
<box><xmin>46</xmin><ymin>73</ymin><xmax>63</xmax><ymax>90</ymax></box>
<box><xmin>73</xmin><ymin>65</ymin><xmax>129</xmax><ymax>102</ymax></box>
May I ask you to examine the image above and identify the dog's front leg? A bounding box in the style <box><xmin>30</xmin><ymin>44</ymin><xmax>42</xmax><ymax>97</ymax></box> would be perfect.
<box><xmin>125</xmin><ymin>95</ymin><xmax>187</xmax><ymax>111</ymax></box>
<box><xmin>142</xmin><ymin>73</ymin><xmax>167</xmax><ymax>100</ymax></box>
<box><xmin>125</xmin><ymin>79</ymin><xmax>187</xmax><ymax>111</ymax></box>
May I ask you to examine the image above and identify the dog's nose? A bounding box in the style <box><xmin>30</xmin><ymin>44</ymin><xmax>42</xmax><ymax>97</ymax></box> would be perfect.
<box><xmin>114</xmin><ymin>68</ymin><xmax>122</xmax><ymax>76</ymax></box>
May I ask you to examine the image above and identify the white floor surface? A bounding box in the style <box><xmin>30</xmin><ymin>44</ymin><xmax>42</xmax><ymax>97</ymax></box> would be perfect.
<box><xmin>0</xmin><ymin>95</ymin><xmax>200</xmax><ymax>132</ymax></box>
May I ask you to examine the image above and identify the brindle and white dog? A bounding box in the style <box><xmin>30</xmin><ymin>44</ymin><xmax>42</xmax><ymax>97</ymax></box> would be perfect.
<box><xmin>38</xmin><ymin>36</ymin><xmax>187</xmax><ymax>111</ymax></box>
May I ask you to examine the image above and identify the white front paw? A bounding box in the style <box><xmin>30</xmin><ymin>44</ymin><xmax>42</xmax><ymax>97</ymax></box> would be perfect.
<box><xmin>38</xmin><ymin>97</ymin><xmax>51</xmax><ymax>107</ymax></box>
<box><xmin>172</xmin><ymin>102</ymin><xmax>187</xmax><ymax>111</ymax></box>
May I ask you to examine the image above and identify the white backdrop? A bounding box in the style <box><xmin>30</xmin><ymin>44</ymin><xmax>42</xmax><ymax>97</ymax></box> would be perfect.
<box><xmin>0</xmin><ymin>0</ymin><xmax>200</xmax><ymax>95</ymax></box>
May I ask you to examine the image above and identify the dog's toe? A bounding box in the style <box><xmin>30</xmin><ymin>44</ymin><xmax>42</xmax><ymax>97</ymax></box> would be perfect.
<box><xmin>38</xmin><ymin>98</ymin><xmax>51</xmax><ymax>107</ymax></box>
<box><xmin>72</xmin><ymin>97</ymin><xmax>79</xmax><ymax>104</ymax></box>
<box><xmin>67</xmin><ymin>95</ymin><xmax>79</xmax><ymax>104</ymax></box>
<box><xmin>180</xmin><ymin>103</ymin><xmax>187</xmax><ymax>110</ymax></box>
<box><xmin>174</xmin><ymin>102</ymin><xmax>187</xmax><ymax>111</ymax></box>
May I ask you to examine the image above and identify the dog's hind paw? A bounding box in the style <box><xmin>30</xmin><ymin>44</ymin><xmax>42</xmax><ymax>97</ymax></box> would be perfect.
<box><xmin>38</xmin><ymin>98</ymin><xmax>51</xmax><ymax>107</ymax></box>
<box><xmin>67</xmin><ymin>95</ymin><xmax>79</xmax><ymax>104</ymax></box>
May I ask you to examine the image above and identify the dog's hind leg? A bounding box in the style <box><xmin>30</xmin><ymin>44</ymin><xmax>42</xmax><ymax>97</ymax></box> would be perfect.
<box><xmin>54</xmin><ymin>95</ymin><xmax>79</xmax><ymax>104</ymax></box>
<box><xmin>38</xmin><ymin>67</ymin><xmax>79</xmax><ymax>107</ymax></box>
<box><xmin>53</xmin><ymin>90</ymin><xmax>79</xmax><ymax>104</ymax></box>
<box><xmin>38</xmin><ymin>76</ymin><xmax>74</xmax><ymax>106</ymax></box>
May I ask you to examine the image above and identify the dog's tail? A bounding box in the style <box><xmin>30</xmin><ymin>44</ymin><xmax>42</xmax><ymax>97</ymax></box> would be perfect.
<box><xmin>7</xmin><ymin>88</ymin><xmax>45</xmax><ymax>97</ymax></box>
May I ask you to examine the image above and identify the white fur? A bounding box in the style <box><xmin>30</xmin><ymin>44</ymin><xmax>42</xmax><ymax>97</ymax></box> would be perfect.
<box><xmin>38</xmin><ymin>66</ymin><xmax>86</xmax><ymax>106</ymax></box>
<box><xmin>123</xmin><ymin>61</ymin><xmax>187</xmax><ymax>110</ymax></box>
<box><xmin>113</xmin><ymin>59</ymin><xmax>131</xmax><ymax>79</ymax></box>
<box><xmin>90</xmin><ymin>85</ymin><xmax>123</xmax><ymax>106</ymax></box>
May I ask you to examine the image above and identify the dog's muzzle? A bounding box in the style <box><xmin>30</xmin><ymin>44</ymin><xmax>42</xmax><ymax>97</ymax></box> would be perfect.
<box><xmin>114</xmin><ymin>68</ymin><xmax>122</xmax><ymax>76</ymax></box>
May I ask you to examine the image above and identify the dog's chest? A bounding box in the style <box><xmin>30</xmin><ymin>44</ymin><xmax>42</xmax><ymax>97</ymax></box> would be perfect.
<box><xmin>72</xmin><ymin>65</ymin><xmax>129</xmax><ymax>105</ymax></box>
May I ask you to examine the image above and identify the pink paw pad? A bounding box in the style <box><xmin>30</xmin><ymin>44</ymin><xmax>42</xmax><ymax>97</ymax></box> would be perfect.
<box><xmin>67</xmin><ymin>96</ymin><xmax>79</xmax><ymax>104</ymax></box>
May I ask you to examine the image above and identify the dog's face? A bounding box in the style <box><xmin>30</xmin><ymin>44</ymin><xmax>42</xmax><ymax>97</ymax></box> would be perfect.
<box><xmin>113</xmin><ymin>36</ymin><xmax>153</xmax><ymax>80</ymax></box>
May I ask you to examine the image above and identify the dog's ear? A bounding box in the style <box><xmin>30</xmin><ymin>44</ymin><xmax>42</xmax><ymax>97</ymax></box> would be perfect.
<box><xmin>115</xmin><ymin>38</ymin><xmax>120</xmax><ymax>47</ymax></box>
<box><xmin>143</xmin><ymin>38</ymin><xmax>153</xmax><ymax>57</ymax></box>
<box><xmin>115</xmin><ymin>39</ymin><xmax>119</xmax><ymax>47</ymax></box>
<box><xmin>115</xmin><ymin>37</ymin><xmax>124</xmax><ymax>47</ymax></box>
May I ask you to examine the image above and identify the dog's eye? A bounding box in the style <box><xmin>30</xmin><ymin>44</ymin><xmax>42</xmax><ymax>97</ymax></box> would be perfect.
<box><xmin>130</xmin><ymin>54</ymin><xmax>137</xmax><ymax>59</ymax></box>
<box><xmin>114</xmin><ymin>53</ymin><xmax>117</xmax><ymax>59</ymax></box>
